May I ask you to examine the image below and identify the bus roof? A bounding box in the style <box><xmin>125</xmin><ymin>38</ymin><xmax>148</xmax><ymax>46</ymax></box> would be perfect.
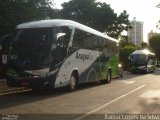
<box><xmin>131</xmin><ymin>49</ymin><xmax>155</xmax><ymax>56</ymax></box>
<box><xmin>16</xmin><ymin>19</ymin><xmax>118</xmax><ymax>43</ymax></box>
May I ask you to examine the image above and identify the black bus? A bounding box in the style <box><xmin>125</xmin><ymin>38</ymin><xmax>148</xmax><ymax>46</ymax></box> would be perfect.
<box><xmin>129</xmin><ymin>49</ymin><xmax>156</xmax><ymax>73</ymax></box>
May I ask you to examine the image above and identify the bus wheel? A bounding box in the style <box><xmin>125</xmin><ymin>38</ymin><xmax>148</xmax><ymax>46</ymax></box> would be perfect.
<box><xmin>101</xmin><ymin>70</ymin><xmax>111</xmax><ymax>84</ymax></box>
<box><xmin>106</xmin><ymin>71</ymin><xmax>112</xmax><ymax>84</ymax></box>
<box><xmin>69</xmin><ymin>73</ymin><xmax>78</xmax><ymax>91</ymax></box>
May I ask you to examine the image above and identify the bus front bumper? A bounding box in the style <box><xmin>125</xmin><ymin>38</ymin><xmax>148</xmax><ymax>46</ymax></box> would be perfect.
<box><xmin>6</xmin><ymin>75</ymin><xmax>54</xmax><ymax>89</ymax></box>
<box><xmin>130</xmin><ymin>66</ymin><xmax>147</xmax><ymax>73</ymax></box>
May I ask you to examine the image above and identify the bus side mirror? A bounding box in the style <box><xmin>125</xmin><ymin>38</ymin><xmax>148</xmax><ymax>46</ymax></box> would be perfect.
<box><xmin>145</xmin><ymin>56</ymin><xmax>148</xmax><ymax>60</ymax></box>
<box><xmin>128</xmin><ymin>55</ymin><xmax>132</xmax><ymax>60</ymax></box>
<box><xmin>129</xmin><ymin>54</ymin><xmax>133</xmax><ymax>59</ymax></box>
<box><xmin>51</xmin><ymin>33</ymin><xmax>66</xmax><ymax>51</ymax></box>
<box><xmin>0</xmin><ymin>45</ymin><xmax>2</xmax><ymax>50</ymax></box>
<box><xmin>128</xmin><ymin>56</ymin><xmax>130</xmax><ymax>60</ymax></box>
<box><xmin>56</xmin><ymin>33</ymin><xmax>66</xmax><ymax>40</ymax></box>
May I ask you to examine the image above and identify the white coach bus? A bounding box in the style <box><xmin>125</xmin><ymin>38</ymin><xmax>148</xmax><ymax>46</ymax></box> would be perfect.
<box><xmin>6</xmin><ymin>19</ymin><xmax>122</xmax><ymax>90</ymax></box>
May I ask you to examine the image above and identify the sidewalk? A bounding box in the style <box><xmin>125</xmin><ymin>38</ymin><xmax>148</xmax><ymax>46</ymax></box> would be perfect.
<box><xmin>0</xmin><ymin>79</ymin><xmax>8</xmax><ymax>91</ymax></box>
<box><xmin>0</xmin><ymin>79</ymin><xmax>25</xmax><ymax>93</ymax></box>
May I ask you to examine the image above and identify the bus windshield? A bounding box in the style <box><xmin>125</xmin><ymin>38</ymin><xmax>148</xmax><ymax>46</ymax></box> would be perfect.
<box><xmin>9</xmin><ymin>28</ymin><xmax>53</xmax><ymax>69</ymax></box>
<box><xmin>8</xmin><ymin>26</ymin><xmax>71</xmax><ymax>70</ymax></box>
<box><xmin>131</xmin><ymin>54</ymin><xmax>147</xmax><ymax>66</ymax></box>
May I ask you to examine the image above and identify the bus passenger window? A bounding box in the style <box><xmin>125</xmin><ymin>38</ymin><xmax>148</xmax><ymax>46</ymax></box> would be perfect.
<box><xmin>72</xmin><ymin>29</ymin><xmax>87</xmax><ymax>49</ymax></box>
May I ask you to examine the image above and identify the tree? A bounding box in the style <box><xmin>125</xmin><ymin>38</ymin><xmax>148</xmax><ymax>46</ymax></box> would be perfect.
<box><xmin>149</xmin><ymin>35</ymin><xmax>160</xmax><ymax>60</ymax></box>
<box><xmin>119</xmin><ymin>35</ymin><xmax>134</xmax><ymax>48</ymax></box>
<box><xmin>119</xmin><ymin>45</ymin><xmax>137</xmax><ymax>70</ymax></box>
<box><xmin>61</xmin><ymin>0</ymin><xmax>130</xmax><ymax>38</ymax></box>
<box><xmin>0</xmin><ymin>0</ymin><xmax>54</xmax><ymax>36</ymax></box>
<box><xmin>107</xmin><ymin>10</ymin><xmax>131</xmax><ymax>38</ymax></box>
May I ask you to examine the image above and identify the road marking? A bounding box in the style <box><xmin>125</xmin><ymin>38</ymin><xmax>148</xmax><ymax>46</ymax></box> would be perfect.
<box><xmin>0</xmin><ymin>89</ymin><xmax>31</xmax><ymax>96</ymax></box>
<box><xmin>140</xmin><ymin>90</ymin><xmax>160</xmax><ymax>98</ymax></box>
<box><xmin>121</xmin><ymin>80</ymin><xmax>135</xmax><ymax>84</ymax></box>
<box><xmin>74</xmin><ymin>84</ymin><xmax>146</xmax><ymax>120</ymax></box>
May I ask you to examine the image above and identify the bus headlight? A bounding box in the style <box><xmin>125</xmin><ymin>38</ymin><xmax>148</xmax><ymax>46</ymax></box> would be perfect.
<box><xmin>30</xmin><ymin>75</ymin><xmax>40</xmax><ymax>79</ymax></box>
<box><xmin>40</xmin><ymin>74</ymin><xmax>47</xmax><ymax>78</ymax></box>
<box><xmin>118</xmin><ymin>64</ymin><xmax>122</xmax><ymax>68</ymax></box>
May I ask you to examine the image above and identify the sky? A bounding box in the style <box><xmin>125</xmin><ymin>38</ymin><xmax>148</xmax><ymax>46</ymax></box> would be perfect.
<box><xmin>53</xmin><ymin>0</ymin><xmax>160</xmax><ymax>42</ymax></box>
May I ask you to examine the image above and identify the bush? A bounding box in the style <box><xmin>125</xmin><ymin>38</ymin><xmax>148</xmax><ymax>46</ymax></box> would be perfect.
<box><xmin>119</xmin><ymin>45</ymin><xmax>137</xmax><ymax>70</ymax></box>
<box><xmin>149</xmin><ymin>35</ymin><xmax>160</xmax><ymax>61</ymax></box>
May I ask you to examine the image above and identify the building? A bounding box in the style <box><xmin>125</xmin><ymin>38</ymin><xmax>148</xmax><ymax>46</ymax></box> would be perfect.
<box><xmin>127</xmin><ymin>20</ymin><xmax>144</xmax><ymax>46</ymax></box>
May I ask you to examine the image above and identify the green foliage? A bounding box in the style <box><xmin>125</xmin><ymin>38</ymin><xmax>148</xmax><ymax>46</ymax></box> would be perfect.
<box><xmin>0</xmin><ymin>0</ymin><xmax>131</xmax><ymax>40</ymax></box>
<box><xmin>119</xmin><ymin>45</ymin><xmax>137</xmax><ymax>70</ymax></box>
<box><xmin>61</xmin><ymin>0</ymin><xmax>130</xmax><ymax>38</ymax></box>
<box><xmin>119</xmin><ymin>35</ymin><xmax>134</xmax><ymax>48</ymax></box>
<box><xmin>0</xmin><ymin>0</ymin><xmax>54</xmax><ymax>36</ymax></box>
<box><xmin>149</xmin><ymin>34</ymin><xmax>160</xmax><ymax>60</ymax></box>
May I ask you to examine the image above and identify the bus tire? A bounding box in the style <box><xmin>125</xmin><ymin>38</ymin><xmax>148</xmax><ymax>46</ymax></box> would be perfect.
<box><xmin>101</xmin><ymin>70</ymin><xmax>111</xmax><ymax>84</ymax></box>
<box><xmin>106</xmin><ymin>70</ymin><xmax>112</xmax><ymax>84</ymax></box>
<box><xmin>68</xmin><ymin>72</ymin><xmax>78</xmax><ymax>91</ymax></box>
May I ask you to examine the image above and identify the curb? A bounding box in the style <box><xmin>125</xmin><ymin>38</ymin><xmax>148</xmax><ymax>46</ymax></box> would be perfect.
<box><xmin>0</xmin><ymin>79</ymin><xmax>27</xmax><ymax>94</ymax></box>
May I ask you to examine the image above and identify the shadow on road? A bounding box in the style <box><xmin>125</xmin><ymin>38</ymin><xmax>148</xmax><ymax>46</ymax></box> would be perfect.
<box><xmin>0</xmin><ymin>81</ymin><xmax>107</xmax><ymax>110</ymax></box>
<box><xmin>0</xmin><ymin>70</ymin><xmax>159</xmax><ymax>111</ymax></box>
<box><xmin>137</xmin><ymin>97</ymin><xmax>160</xmax><ymax>113</ymax></box>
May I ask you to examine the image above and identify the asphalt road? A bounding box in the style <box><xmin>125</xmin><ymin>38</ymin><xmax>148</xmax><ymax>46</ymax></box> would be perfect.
<box><xmin>0</xmin><ymin>70</ymin><xmax>160</xmax><ymax>120</ymax></box>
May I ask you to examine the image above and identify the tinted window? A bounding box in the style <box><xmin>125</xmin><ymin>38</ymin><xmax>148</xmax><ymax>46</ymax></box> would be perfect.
<box><xmin>72</xmin><ymin>29</ymin><xmax>99</xmax><ymax>50</ymax></box>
